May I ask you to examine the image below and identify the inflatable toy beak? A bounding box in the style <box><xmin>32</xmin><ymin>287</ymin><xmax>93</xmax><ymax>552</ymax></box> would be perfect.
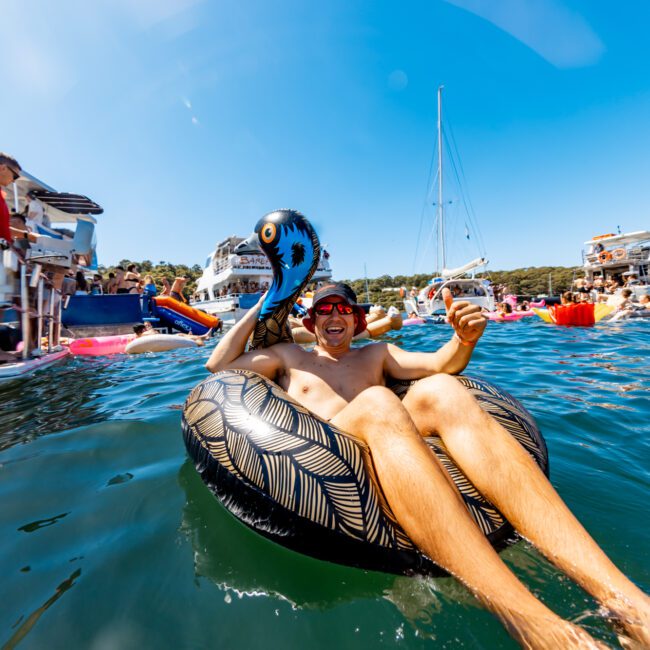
<box><xmin>234</xmin><ymin>232</ymin><xmax>261</xmax><ymax>255</ymax></box>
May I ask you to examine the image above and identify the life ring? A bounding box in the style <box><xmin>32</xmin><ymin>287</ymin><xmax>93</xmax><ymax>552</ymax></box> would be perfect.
<box><xmin>598</xmin><ymin>251</ymin><xmax>612</xmax><ymax>263</ymax></box>
<box><xmin>182</xmin><ymin>209</ymin><xmax>548</xmax><ymax>575</ymax></box>
<box><xmin>612</xmin><ymin>248</ymin><xmax>626</xmax><ymax>261</ymax></box>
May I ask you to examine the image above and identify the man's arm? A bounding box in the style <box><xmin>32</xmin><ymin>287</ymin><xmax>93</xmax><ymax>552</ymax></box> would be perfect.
<box><xmin>205</xmin><ymin>295</ymin><xmax>283</xmax><ymax>380</ymax></box>
<box><xmin>384</xmin><ymin>288</ymin><xmax>487</xmax><ymax>379</ymax></box>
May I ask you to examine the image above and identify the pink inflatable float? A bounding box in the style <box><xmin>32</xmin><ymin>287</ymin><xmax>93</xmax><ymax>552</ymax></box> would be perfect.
<box><xmin>485</xmin><ymin>310</ymin><xmax>535</xmax><ymax>321</ymax></box>
<box><xmin>69</xmin><ymin>333</ymin><xmax>136</xmax><ymax>356</ymax></box>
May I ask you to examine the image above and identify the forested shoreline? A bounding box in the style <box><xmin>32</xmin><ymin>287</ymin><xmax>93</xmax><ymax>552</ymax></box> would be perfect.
<box><xmin>99</xmin><ymin>259</ymin><xmax>580</xmax><ymax>306</ymax></box>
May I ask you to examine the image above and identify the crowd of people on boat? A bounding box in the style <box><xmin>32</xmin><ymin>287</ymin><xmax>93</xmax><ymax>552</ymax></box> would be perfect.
<box><xmin>215</xmin><ymin>279</ymin><xmax>270</xmax><ymax>297</ymax></box>
<box><xmin>63</xmin><ymin>267</ymin><xmax>191</xmax><ymax>303</ymax></box>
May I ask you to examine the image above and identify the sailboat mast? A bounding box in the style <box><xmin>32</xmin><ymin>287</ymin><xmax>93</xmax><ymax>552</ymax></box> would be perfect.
<box><xmin>437</xmin><ymin>85</ymin><xmax>445</xmax><ymax>273</ymax></box>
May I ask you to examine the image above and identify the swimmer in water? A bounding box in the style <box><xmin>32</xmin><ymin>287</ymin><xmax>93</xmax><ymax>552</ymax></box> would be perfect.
<box><xmin>206</xmin><ymin>281</ymin><xmax>650</xmax><ymax>648</ymax></box>
<box><xmin>134</xmin><ymin>322</ymin><xmax>214</xmax><ymax>346</ymax></box>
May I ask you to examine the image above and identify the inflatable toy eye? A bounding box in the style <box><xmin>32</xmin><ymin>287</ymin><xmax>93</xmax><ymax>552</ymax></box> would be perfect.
<box><xmin>261</xmin><ymin>223</ymin><xmax>277</xmax><ymax>244</ymax></box>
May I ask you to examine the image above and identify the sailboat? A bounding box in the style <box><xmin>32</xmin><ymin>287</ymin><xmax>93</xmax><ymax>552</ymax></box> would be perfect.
<box><xmin>403</xmin><ymin>86</ymin><xmax>495</xmax><ymax>317</ymax></box>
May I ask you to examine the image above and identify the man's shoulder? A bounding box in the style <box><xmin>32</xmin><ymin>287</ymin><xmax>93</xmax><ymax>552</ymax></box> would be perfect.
<box><xmin>352</xmin><ymin>341</ymin><xmax>392</xmax><ymax>359</ymax></box>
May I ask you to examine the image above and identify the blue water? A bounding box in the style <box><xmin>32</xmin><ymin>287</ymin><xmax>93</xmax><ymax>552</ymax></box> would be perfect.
<box><xmin>1</xmin><ymin>319</ymin><xmax>648</xmax><ymax>648</ymax></box>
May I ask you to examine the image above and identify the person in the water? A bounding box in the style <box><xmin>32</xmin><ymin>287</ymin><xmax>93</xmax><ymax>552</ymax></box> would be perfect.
<box><xmin>206</xmin><ymin>282</ymin><xmax>649</xmax><ymax>648</ymax></box>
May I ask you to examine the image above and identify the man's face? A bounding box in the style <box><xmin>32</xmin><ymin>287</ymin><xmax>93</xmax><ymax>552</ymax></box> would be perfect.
<box><xmin>312</xmin><ymin>296</ymin><xmax>357</xmax><ymax>348</ymax></box>
<box><xmin>0</xmin><ymin>163</ymin><xmax>20</xmax><ymax>187</ymax></box>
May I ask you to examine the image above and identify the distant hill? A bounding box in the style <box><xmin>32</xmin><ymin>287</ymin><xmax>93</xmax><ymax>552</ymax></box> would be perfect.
<box><xmin>98</xmin><ymin>260</ymin><xmax>581</xmax><ymax>306</ymax></box>
<box><xmin>342</xmin><ymin>266</ymin><xmax>581</xmax><ymax>307</ymax></box>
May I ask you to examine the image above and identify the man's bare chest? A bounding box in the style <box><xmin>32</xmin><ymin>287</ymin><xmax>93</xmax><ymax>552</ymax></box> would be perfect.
<box><xmin>280</xmin><ymin>353</ymin><xmax>383</xmax><ymax>403</ymax></box>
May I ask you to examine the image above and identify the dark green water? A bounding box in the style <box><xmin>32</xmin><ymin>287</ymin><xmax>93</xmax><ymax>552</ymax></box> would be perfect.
<box><xmin>1</xmin><ymin>319</ymin><xmax>648</xmax><ymax>648</ymax></box>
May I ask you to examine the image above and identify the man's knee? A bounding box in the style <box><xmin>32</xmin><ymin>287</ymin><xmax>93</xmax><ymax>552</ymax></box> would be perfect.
<box><xmin>356</xmin><ymin>385</ymin><xmax>405</xmax><ymax>419</ymax></box>
<box><xmin>404</xmin><ymin>374</ymin><xmax>467</xmax><ymax>419</ymax></box>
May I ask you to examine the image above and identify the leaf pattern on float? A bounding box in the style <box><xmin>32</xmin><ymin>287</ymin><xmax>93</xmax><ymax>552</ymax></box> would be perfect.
<box><xmin>184</xmin><ymin>371</ymin><xmax>409</xmax><ymax>549</ymax></box>
<box><xmin>184</xmin><ymin>369</ymin><xmax>548</xmax><ymax>552</ymax></box>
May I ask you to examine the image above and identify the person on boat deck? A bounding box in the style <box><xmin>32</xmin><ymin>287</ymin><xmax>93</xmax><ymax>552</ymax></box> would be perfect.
<box><xmin>160</xmin><ymin>277</ymin><xmax>171</xmax><ymax>296</ymax></box>
<box><xmin>125</xmin><ymin>264</ymin><xmax>141</xmax><ymax>294</ymax></box>
<box><xmin>0</xmin><ymin>153</ymin><xmax>22</xmax><ymax>359</ymax></box>
<box><xmin>593</xmin><ymin>276</ymin><xmax>605</xmax><ymax>293</ymax></box>
<box><xmin>170</xmin><ymin>276</ymin><xmax>188</xmax><ymax>303</ymax></box>
<box><xmin>0</xmin><ymin>153</ymin><xmax>22</xmax><ymax>246</ymax></box>
<box><xmin>8</xmin><ymin>212</ymin><xmax>37</xmax><ymax>257</ymax></box>
<box><xmin>206</xmin><ymin>280</ymin><xmax>649</xmax><ymax>648</ymax></box>
<box><xmin>115</xmin><ymin>266</ymin><xmax>129</xmax><ymax>294</ymax></box>
<box><xmin>74</xmin><ymin>271</ymin><xmax>89</xmax><ymax>295</ymax></box>
<box><xmin>105</xmin><ymin>272</ymin><xmax>118</xmax><ymax>295</ymax></box>
<box><xmin>624</xmin><ymin>272</ymin><xmax>640</xmax><ymax>287</ymax></box>
<box><xmin>143</xmin><ymin>275</ymin><xmax>157</xmax><ymax>296</ymax></box>
<box><xmin>91</xmin><ymin>274</ymin><xmax>103</xmax><ymax>295</ymax></box>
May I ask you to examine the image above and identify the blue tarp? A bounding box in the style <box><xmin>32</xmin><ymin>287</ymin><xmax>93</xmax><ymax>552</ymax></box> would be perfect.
<box><xmin>62</xmin><ymin>294</ymin><xmax>142</xmax><ymax>327</ymax></box>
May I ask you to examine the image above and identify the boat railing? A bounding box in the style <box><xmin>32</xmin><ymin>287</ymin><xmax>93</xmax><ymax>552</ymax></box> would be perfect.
<box><xmin>1</xmin><ymin>246</ymin><xmax>64</xmax><ymax>360</ymax></box>
<box><xmin>211</xmin><ymin>257</ymin><xmax>332</xmax><ymax>275</ymax></box>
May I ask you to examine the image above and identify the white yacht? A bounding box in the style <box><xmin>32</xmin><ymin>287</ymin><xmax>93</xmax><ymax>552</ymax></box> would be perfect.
<box><xmin>404</xmin><ymin>86</ymin><xmax>495</xmax><ymax>317</ymax></box>
<box><xmin>191</xmin><ymin>235</ymin><xmax>333</xmax><ymax>324</ymax></box>
<box><xmin>582</xmin><ymin>231</ymin><xmax>650</xmax><ymax>297</ymax></box>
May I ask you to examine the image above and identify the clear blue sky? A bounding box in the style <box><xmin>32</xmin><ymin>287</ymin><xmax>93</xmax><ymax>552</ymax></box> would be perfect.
<box><xmin>3</xmin><ymin>0</ymin><xmax>649</xmax><ymax>281</ymax></box>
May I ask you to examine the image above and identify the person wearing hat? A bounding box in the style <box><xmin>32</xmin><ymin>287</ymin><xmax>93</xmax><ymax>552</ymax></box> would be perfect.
<box><xmin>207</xmin><ymin>281</ymin><xmax>650</xmax><ymax>647</ymax></box>
<box><xmin>0</xmin><ymin>153</ymin><xmax>22</xmax><ymax>246</ymax></box>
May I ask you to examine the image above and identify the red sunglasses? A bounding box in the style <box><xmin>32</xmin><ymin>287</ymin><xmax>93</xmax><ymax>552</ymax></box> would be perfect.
<box><xmin>313</xmin><ymin>301</ymin><xmax>354</xmax><ymax>316</ymax></box>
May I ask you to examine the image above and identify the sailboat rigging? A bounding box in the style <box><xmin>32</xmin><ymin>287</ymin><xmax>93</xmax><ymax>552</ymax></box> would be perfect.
<box><xmin>405</xmin><ymin>86</ymin><xmax>495</xmax><ymax>317</ymax></box>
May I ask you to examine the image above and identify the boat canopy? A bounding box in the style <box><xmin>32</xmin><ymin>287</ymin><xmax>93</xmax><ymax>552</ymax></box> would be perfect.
<box><xmin>441</xmin><ymin>257</ymin><xmax>489</xmax><ymax>279</ymax></box>
<box><xmin>29</xmin><ymin>190</ymin><xmax>103</xmax><ymax>216</ymax></box>
<box><xmin>584</xmin><ymin>231</ymin><xmax>650</xmax><ymax>247</ymax></box>
<box><xmin>11</xmin><ymin>171</ymin><xmax>102</xmax><ymax>224</ymax></box>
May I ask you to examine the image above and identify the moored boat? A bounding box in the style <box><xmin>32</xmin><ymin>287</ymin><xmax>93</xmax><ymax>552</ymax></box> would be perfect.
<box><xmin>1</xmin><ymin>167</ymin><xmax>103</xmax><ymax>379</ymax></box>
<box><xmin>404</xmin><ymin>87</ymin><xmax>495</xmax><ymax>318</ymax></box>
<box><xmin>582</xmin><ymin>230</ymin><xmax>650</xmax><ymax>300</ymax></box>
<box><xmin>191</xmin><ymin>234</ymin><xmax>333</xmax><ymax>324</ymax></box>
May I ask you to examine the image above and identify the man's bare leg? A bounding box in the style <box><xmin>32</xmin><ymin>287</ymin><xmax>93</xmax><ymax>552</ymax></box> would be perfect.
<box><xmin>402</xmin><ymin>374</ymin><xmax>650</xmax><ymax>645</ymax></box>
<box><xmin>331</xmin><ymin>386</ymin><xmax>604</xmax><ymax>649</ymax></box>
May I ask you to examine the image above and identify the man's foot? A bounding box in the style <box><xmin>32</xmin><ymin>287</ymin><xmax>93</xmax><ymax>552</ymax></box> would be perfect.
<box><xmin>504</xmin><ymin>611</ymin><xmax>608</xmax><ymax>649</ymax></box>
<box><xmin>601</xmin><ymin>594</ymin><xmax>650</xmax><ymax>647</ymax></box>
<box><xmin>200</xmin><ymin>328</ymin><xmax>213</xmax><ymax>340</ymax></box>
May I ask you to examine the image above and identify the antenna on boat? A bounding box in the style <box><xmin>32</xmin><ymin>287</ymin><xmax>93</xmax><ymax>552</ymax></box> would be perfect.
<box><xmin>437</xmin><ymin>85</ymin><xmax>445</xmax><ymax>274</ymax></box>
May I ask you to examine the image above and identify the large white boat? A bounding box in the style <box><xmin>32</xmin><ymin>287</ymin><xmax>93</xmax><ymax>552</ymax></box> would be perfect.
<box><xmin>404</xmin><ymin>87</ymin><xmax>495</xmax><ymax>317</ymax></box>
<box><xmin>191</xmin><ymin>235</ymin><xmax>333</xmax><ymax>324</ymax></box>
<box><xmin>582</xmin><ymin>231</ymin><xmax>650</xmax><ymax>297</ymax></box>
<box><xmin>1</xmin><ymin>169</ymin><xmax>103</xmax><ymax>380</ymax></box>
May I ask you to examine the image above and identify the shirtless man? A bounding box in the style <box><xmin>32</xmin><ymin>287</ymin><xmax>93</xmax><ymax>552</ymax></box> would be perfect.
<box><xmin>206</xmin><ymin>282</ymin><xmax>649</xmax><ymax>648</ymax></box>
<box><xmin>170</xmin><ymin>276</ymin><xmax>187</xmax><ymax>303</ymax></box>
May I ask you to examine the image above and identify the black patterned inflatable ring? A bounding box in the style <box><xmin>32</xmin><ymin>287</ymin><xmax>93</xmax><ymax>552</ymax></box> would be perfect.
<box><xmin>182</xmin><ymin>370</ymin><xmax>548</xmax><ymax>576</ymax></box>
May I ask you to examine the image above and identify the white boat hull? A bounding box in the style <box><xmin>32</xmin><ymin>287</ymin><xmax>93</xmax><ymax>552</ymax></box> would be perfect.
<box><xmin>404</xmin><ymin>279</ymin><xmax>495</xmax><ymax>317</ymax></box>
<box><xmin>0</xmin><ymin>348</ymin><xmax>70</xmax><ymax>381</ymax></box>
